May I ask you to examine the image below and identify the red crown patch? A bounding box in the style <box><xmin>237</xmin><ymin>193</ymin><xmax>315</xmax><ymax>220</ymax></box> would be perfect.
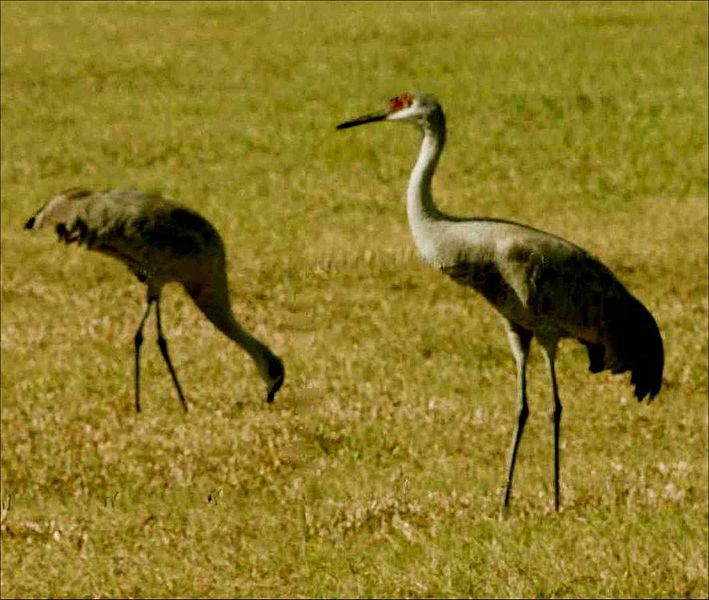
<box><xmin>389</xmin><ymin>92</ymin><xmax>415</xmax><ymax>112</ymax></box>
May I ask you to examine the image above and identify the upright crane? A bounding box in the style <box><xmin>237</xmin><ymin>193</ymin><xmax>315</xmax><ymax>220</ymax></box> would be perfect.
<box><xmin>338</xmin><ymin>92</ymin><xmax>663</xmax><ymax>511</ymax></box>
<box><xmin>25</xmin><ymin>188</ymin><xmax>285</xmax><ymax>413</ymax></box>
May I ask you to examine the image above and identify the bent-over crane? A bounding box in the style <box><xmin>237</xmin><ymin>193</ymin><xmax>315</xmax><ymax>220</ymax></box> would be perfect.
<box><xmin>337</xmin><ymin>92</ymin><xmax>663</xmax><ymax>511</ymax></box>
<box><xmin>25</xmin><ymin>188</ymin><xmax>285</xmax><ymax>412</ymax></box>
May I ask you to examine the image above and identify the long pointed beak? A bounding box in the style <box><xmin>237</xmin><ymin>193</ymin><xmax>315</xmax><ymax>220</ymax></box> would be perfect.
<box><xmin>336</xmin><ymin>109</ymin><xmax>389</xmax><ymax>130</ymax></box>
<box><xmin>266</xmin><ymin>375</ymin><xmax>284</xmax><ymax>404</ymax></box>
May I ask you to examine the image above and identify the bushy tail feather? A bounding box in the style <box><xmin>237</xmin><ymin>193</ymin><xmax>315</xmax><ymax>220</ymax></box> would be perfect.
<box><xmin>629</xmin><ymin>310</ymin><xmax>664</xmax><ymax>401</ymax></box>
<box><xmin>584</xmin><ymin>293</ymin><xmax>664</xmax><ymax>402</ymax></box>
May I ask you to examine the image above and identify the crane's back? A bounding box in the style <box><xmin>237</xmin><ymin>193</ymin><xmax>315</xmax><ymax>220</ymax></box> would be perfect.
<box><xmin>25</xmin><ymin>188</ymin><xmax>225</xmax><ymax>287</ymax></box>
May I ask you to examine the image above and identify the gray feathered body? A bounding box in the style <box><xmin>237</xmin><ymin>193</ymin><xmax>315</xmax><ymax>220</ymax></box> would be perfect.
<box><xmin>418</xmin><ymin>215</ymin><xmax>663</xmax><ymax>401</ymax></box>
<box><xmin>25</xmin><ymin>188</ymin><xmax>227</xmax><ymax>294</ymax></box>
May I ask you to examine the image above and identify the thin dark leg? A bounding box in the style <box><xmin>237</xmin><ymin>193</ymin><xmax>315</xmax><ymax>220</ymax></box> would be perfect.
<box><xmin>503</xmin><ymin>395</ymin><xmax>529</xmax><ymax>509</ymax></box>
<box><xmin>540</xmin><ymin>339</ymin><xmax>562</xmax><ymax>512</ymax></box>
<box><xmin>134</xmin><ymin>299</ymin><xmax>154</xmax><ymax>413</ymax></box>
<box><xmin>550</xmin><ymin>361</ymin><xmax>562</xmax><ymax>512</ymax></box>
<box><xmin>155</xmin><ymin>300</ymin><xmax>188</xmax><ymax>413</ymax></box>
<box><xmin>502</xmin><ymin>323</ymin><xmax>533</xmax><ymax>512</ymax></box>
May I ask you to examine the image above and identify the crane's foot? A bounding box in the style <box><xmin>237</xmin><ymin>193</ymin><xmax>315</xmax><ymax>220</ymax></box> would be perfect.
<box><xmin>498</xmin><ymin>484</ymin><xmax>513</xmax><ymax>520</ymax></box>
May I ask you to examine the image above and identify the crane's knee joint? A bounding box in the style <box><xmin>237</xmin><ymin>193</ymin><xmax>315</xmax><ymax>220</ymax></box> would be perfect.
<box><xmin>134</xmin><ymin>331</ymin><xmax>144</xmax><ymax>347</ymax></box>
<box><xmin>518</xmin><ymin>401</ymin><xmax>530</xmax><ymax>422</ymax></box>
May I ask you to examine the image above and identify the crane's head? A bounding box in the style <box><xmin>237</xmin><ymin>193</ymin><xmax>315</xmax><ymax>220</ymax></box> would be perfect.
<box><xmin>336</xmin><ymin>92</ymin><xmax>443</xmax><ymax>131</ymax></box>
<box><xmin>24</xmin><ymin>188</ymin><xmax>93</xmax><ymax>233</ymax></box>
<box><xmin>264</xmin><ymin>354</ymin><xmax>285</xmax><ymax>404</ymax></box>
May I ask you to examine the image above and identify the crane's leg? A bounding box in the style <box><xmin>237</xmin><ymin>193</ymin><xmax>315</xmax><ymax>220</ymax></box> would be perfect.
<box><xmin>502</xmin><ymin>322</ymin><xmax>533</xmax><ymax>512</ymax></box>
<box><xmin>134</xmin><ymin>298</ymin><xmax>155</xmax><ymax>413</ymax></box>
<box><xmin>154</xmin><ymin>298</ymin><xmax>189</xmax><ymax>413</ymax></box>
<box><xmin>539</xmin><ymin>338</ymin><xmax>562</xmax><ymax>512</ymax></box>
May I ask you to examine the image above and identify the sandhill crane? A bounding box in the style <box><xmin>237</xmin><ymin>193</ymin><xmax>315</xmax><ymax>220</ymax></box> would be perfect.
<box><xmin>337</xmin><ymin>92</ymin><xmax>664</xmax><ymax>511</ymax></box>
<box><xmin>25</xmin><ymin>188</ymin><xmax>285</xmax><ymax>413</ymax></box>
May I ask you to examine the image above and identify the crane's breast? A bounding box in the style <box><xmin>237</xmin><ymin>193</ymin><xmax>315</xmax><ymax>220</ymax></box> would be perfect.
<box><xmin>442</xmin><ymin>259</ymin><xmax>547</xmax><ymax>330</ymax></box>
<box><xmin>442</xmin><ymin>261</ymin><xmax>517</xmax><ymax>308</ymax></box>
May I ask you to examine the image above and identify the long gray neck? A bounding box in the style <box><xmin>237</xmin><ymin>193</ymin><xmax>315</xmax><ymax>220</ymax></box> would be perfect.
<box><xmin>229</xmin><ymin>323</ymin><xmax>275</xmax><ymax>367</ymax></box>
<box><xmin>219</xmin><ymin>316</ymin><xmax>279</xmax><ymax>386</ymax></box>
<box><xmin>406</xmin><ymin>109</ymin><xmax>449</xmax><ymax>258</ymax></box>
<box><xmin>185</xmin><ymin>281</ymin><xmax>277</xmax><ymax>383</ymax></box>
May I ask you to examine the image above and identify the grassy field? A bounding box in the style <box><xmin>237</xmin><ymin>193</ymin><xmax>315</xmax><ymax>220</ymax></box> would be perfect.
<box><xmin>1</xmin><ymin>1</ymin><xmax>707</xmax><ymax>597</ymax></box>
